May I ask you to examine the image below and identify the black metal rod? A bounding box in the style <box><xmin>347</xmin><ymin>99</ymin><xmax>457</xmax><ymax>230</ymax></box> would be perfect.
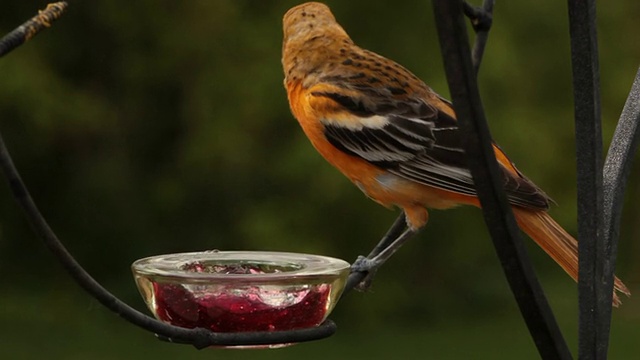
<box><xmin>566</xmin><ymin>1</ymin><xmax>608</xmax><ymax>359</ymax></box>
<box><xmin>603</xmin><ymin>67</ymin><xmax>640</xmax><ymax>248</ymax></box>
<box><xmin>432</xmin><ymin>1</ymin><xmax>572</xmax><ymax>359</ymax></box>
<box><xmin>0</xmin><ymin>3</ymin><xmax>336</xmax><ymax>349</ymax></box>
<box><xmin>598</xmin><ymin>67</ymin><xmax>640</xmax><ymax>353</ymax></box>
<box><xmin>603</xmin><ymin>67</ymin><xmax>640</xmax><ymax>270</ymax></box>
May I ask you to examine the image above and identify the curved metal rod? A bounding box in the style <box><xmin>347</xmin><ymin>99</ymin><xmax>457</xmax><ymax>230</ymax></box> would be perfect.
<box><xmin>155</xmin><ymin>320</ymin><xmax>337</xmax><ymax>348</ymax></box>
<box><xmin>0</xmin><ymin>2</ymin><xmax>336</xmax><ymax>349</ymax></box>
<box><xmin>432</xmin><ymin>1</ymin><xmax>571</xmax><ymax>359</ymax></box>
<box><xmin>0</xmin><ymin>132</ymin><xmax>337</xmax><ymax>348</ymax></box>
<box><xmin>603</xmin><ymin>67</ymin><xmax>640</xmax><ymax>269</ymax></box>
<box><xmin>598</xmin><ymin>66</ymin><xmax>640</xmax><ymax>353</ymax></box>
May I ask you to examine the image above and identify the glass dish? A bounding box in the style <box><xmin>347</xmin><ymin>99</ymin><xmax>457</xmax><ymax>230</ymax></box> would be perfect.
<box><xmin>132</xmin><ymin>251</ymin><xmax>350</xmax><ymax>348</ymax></box>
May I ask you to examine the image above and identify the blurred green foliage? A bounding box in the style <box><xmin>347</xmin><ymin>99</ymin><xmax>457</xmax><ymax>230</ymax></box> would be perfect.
<box><xmin>1</xmin><ymin>1</ymin><xmax>639</xmax><ymax>359</ymax></box>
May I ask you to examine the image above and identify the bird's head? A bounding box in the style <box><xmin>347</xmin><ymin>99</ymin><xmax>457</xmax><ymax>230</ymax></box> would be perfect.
<box><xmin>283</xmin><ymin>2</ymin><xmax>347</xmax><ymax>45</ymax></box>
<box><xmin>282</xmin><ymin>2</ymin><xmax>353</xmax><ymax>83</ymax></box>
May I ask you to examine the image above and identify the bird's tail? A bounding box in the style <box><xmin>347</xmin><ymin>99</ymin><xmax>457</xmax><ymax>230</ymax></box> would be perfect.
<box><xmin>512</xmin><ymin>207</ymin><xmax>630</xmax><ymax>307</ymax></box>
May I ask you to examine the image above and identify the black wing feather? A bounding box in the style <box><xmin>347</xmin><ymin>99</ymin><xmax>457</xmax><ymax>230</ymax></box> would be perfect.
<box><xmin>312</xmin><ymin>89</ymin><xmax>550</xmax><ymax>210</ymax></box>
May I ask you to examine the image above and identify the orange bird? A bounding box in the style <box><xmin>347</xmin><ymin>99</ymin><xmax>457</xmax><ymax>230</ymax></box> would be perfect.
<box><xmin>282</xmin><ymin>2</ymin><xmax>629</xmax><ymax>305</ymax></box>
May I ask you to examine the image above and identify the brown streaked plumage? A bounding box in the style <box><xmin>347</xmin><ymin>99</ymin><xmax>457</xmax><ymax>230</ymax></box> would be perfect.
<box><xmin>282</xmin><ymin>2</ymin><xmax>629</xmax><ymax>305</ymax></box>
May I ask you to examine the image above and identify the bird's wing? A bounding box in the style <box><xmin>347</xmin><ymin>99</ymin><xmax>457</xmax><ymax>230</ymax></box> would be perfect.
<box><xmin>307</xmin><ymin>81</ymin><xmax>551</xmax><ymax>210</ymax></box>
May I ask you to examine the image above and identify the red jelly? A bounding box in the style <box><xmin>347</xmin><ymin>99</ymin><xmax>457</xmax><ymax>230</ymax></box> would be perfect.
<box><xmin>153</xmin><ymin>281</ymin><xmax>330</xmax><ymax>332</ymax></box>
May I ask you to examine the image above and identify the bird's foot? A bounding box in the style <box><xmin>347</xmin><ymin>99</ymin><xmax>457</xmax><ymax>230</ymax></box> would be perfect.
<box><xmin>350</xmin><ymin>255</ymin><xmax>381</xmax><ymax>291</ymax></box>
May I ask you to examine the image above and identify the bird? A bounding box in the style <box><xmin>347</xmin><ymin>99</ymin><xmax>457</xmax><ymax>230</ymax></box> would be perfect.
<box><xmin>281</xmin><ymin>2</ymin><xmax>629</xmax><ymax>305</ymax></box>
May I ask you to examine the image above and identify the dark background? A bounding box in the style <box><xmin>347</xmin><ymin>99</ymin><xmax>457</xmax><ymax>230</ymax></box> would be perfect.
<box><xmin>1</xmin><ymin>1</ymin><xmax>639</xmax><ymax>359</ymax></box>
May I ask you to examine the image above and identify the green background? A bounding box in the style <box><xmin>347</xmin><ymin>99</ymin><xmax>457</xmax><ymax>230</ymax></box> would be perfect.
<box><xmin>1</xmin><ymin>1</ymin><xmax>639</xmax><ymax>359</ymax></box>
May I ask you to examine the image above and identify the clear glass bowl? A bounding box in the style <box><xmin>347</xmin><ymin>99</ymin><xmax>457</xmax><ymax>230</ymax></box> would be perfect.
<box><xmin>131</xmin><ymin>251</ymin><xmax>350</xmax><ymax>348</ymax></box>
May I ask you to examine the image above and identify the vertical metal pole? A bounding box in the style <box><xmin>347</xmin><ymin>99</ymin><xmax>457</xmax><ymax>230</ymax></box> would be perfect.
<box><xmin>567</xmin><ymin>0</ymin><xmax>608</xmax><ymax>359</ymax></box>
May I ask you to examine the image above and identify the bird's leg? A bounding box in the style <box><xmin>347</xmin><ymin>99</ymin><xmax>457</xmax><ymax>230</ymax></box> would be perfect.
<box><xmin>366</xmin><ymin>213</ymin><xmax>407</xmax><ymax>258</ymax></box>
<box><xmin>350</xmin><ymin>213</ymin><xmax>419</xmax><ymax>290</ymax></box>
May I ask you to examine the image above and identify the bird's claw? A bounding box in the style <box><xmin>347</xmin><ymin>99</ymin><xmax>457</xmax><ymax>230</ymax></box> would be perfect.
<box><xmin>350</xmin><ymin>256</ymin><xmax>380</xmax><ymax>291</ymax></box>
